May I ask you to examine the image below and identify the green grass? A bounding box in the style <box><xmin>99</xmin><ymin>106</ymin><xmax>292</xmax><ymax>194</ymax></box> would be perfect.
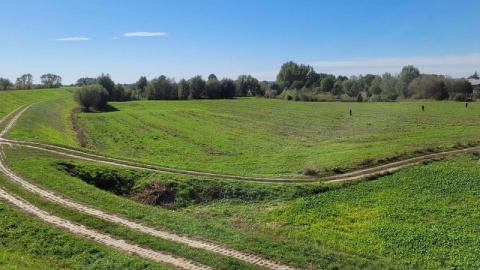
<box><xmin>251</xmin><ymin>153</ymin><xmax>480</xmax><ymax>269</ymax></box>
<box><xmin>0</xmin><ymin>186</ymin><xmax>173</xmax><ymax>269</ymax></box>
<box><xmin>8</xmin><ymin>147</ymin><xmax>479</xmax><ymax>269</ymax></box>
<box><xmin>9</xmin><ymin>97</ymin><xmax>480</xmax><ymax>177</ymax></box>
<box><xmin>0</xmin><ymin>174</ymin><xmax>259</xmax><ymax>270</ymax></box>
<box><xmin>3</xmin><ymin>91</ymin><xmax>480</xmax><ymax>269</ymax></box>
<box><xmin>0</xmin><ymin>88</ymin><xmax>73</xmax><ymax>118</ymax></box>
<box><xmin>7</xmin><ymin>96</ymin><xmax>79</xmax><ymax>147</ymax></box>
<box><xmin>2</xmin><ymin>146</ymin><xmax>386</xmax><ymax>269</ymax></box>
<box><xmin>71</xmin><ymin>99</ymin><xmax>480</xmax><ymax>176</ymax></box>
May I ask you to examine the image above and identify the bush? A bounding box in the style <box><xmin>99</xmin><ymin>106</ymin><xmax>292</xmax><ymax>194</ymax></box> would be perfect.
<box><xmin>74</xmin><ymin>84</ymin><xmax>109</xmax><ymax>112</ymax></box>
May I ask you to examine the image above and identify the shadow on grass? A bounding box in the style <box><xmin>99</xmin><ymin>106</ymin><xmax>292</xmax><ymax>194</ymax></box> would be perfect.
<box><xmin>102</xmin><ymin>104</ymin><xmax>120</xmax><ymax>112</ymax></box>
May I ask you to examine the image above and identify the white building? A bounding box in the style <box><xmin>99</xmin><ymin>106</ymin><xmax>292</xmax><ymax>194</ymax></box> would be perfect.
<box><xmin>468</xmin><ymin>78</ymin><xmax>480</xmax><ymax>101</ymax></box>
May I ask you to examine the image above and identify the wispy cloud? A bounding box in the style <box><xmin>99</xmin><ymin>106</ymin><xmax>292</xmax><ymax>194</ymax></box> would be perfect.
<box><xmin>123</xmin><ymin>32</ymin><xmax>168</xmax><ymax>37</ymax></box>
<box><xmin>308</xmin><ymin>54</ymin><xmax>480</xmax><ymax>77</ymax></box>
<box><xmin>55</xmin><ymin>37</ymin><xmax>91</xmax><ymax>41</ymax></box>
<box><xmin>309</xmin><ymin>54</ymin><xmax>480</xmax><ymax>68</ymax></box>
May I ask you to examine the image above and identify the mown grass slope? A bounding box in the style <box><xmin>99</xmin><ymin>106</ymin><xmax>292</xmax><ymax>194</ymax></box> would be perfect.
<box><xmin>0</xmin><ymin>88</ymin><xmax>73</xmax><ymax>118</ymax></box>
<box><xmin>13</xmin><ymin>98</ymin><xmax>477</xmax><ymax>177</ymax></box>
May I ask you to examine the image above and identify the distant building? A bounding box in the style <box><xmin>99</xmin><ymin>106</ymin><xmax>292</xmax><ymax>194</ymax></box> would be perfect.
<box><xmin>468</xmin><ymin>78</ymin><xmax>480</xmax><ymax>101</ymax></box>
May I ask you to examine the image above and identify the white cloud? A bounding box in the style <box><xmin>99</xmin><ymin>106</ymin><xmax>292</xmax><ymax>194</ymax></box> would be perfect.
<box><xmin>55</xmin><ymin>37</ymin><xmax>91</xmax><ymax>41</ymax></box>
<box><xmin>123</xmin><ymin>32</ymin><xmax>168</xmax><ymax>37</ymax></box>
<box><xmin>308</xmin><ymin>54</ymin><xmax>480</xmax><ymax>78</ymax></box>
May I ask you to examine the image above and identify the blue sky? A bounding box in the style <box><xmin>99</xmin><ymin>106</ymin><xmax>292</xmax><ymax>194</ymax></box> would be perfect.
<box><xmin>1</xmin><ymin>0</ymin><xmax>479</xmax><ymax>84</ymax></box>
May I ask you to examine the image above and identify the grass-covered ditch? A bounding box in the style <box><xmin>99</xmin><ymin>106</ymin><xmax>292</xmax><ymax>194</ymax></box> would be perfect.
<box><xmin>55</xmin><ymin>160</ymin><xmax>336</xmax><ymax>209</ymax></box>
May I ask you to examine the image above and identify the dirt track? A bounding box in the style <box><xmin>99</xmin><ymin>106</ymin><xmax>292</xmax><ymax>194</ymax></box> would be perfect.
<box><xmin>0</xmin><ymin>187</ymin><xmax>210</xmax><ymax>269</ymax></box>
<box><xmin>0</xmin><ymin>105</ymin><xmax>299</xmax><ymax>269</ymax></box>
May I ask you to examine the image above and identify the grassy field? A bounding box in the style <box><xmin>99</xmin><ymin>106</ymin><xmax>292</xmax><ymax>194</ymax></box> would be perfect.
<box><xmin>9</xmin><ymin>96</ymin><xmax>480</xmax><ymax>177</ymax></box>
<box><xmin>0</xmin><ymin>88</ymin><xmax>73</xmax><ymax>118</ymax></box>
<box><xmin>2</xmin><ymin>90</ymin><xmax>480</xmax><ymax>269</ymax></box>
<box><xmin>183</xmin><ymin>153</ymin><xmax>480</xmax><ymax>269</ymax></box>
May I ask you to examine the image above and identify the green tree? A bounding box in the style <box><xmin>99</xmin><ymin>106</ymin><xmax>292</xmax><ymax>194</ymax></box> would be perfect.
<box><xmin>320</xmin><ymin>77</ymin><xmax>334</xmax><ymax>92</ymax></box>
<box><xmin>332</xmin><ymin>80</ymin><xmax>343</xmax><ymax>95</ymax></box>
<box><xmin>40</xmin><ymin>73</ymin><xmax>62</xmax><ymax>88</ymax></box>
<box><xmin>146</xmin><ymin>75</ymin><xmax>177</xmax><ymax>100</ymax></box>
<box><xmin>177</xmin><ymin>78</ymin><xmax>189</xmax><ymax>100</ymax></box>
<box><xmin>0</xmin><ymin>77</ymin><xmax>13</xmax><ymax>90</ymax></box>
<box><xmin>136</xmin><ymin>76</ymin><xmax>148</xmax><ymax>96</ymax></box>
<box><xmin>446</xmin><ymin>78</ymin><xmax>473</xmax><ymax>101</ymax></box>
<box><xmin>75</xmin><ymin>77</ymin><xmax>94</xmax><ymax>87</ymax></box>
<box><xmin>74</xmin><ymin>84</ymin><xmax>109</xmax><ymax>112</ymax></box>
<box><xmin>188</xmin><ymin>75</ymin><xmax>205</xmax><ymax>99</ymax></box>
<box><xmin>400</xmin><ymin>65</ymin><xmax>420</xmax><ymax>85</ymax></box>
<box><xmin>408</xmin><ymin>76</ymin><xmax>439</xmax><ymax>99</ymax></box>
<box><xmin>380</xmin><ymin>72</ymin><xmax>399</xmax><ymax>100</ymax></box>
<box><xmin>364</xmin><ymin>74</ymin><xmax>376</xmax><ymax>89</ymax></box>
<box><xmin>114</xmin><ymin>83</ymin><xmax>126</xmax><ymax>101</ymax></box>
<box><xmin>370</xmin><ymin>76</ymin><xmax>382</xmax><ymax>95</ymax></box>
<box><xmin>205</xmin><ymin>74</ymin><xmax>221</xmax><ymax>99</ymax></box>
<box><xmin>343</xmin><ymin>76</ymin><xmax>361</xmax><ymax>97</ymax></box>
<box><xmin>399</xmin><ymin>65</ymin><xmax>420</xmax><ymax>98</ymax></box>
<box><xmin>15</xmin><ymin>74</ymin><xmax>33</xmax><ymax>89</ymax></box>
<box><xmin>97</xmin><ymin>74</ymin><xmax>115</xmax><ymax>100</ymax></box>
<box><xmin>276</xmin><ymin>61</ymin><xmax>314</xmax><ymax>89</ymax></box>
<box><xmin>236</xmin><ymin>75</ymin><xmax>261</xmax><ymax>96</ymax></box>
<box><xmin>220</xmin><ymin>78</ymin><xmax>236</xmax><ymax>99</ymax></box>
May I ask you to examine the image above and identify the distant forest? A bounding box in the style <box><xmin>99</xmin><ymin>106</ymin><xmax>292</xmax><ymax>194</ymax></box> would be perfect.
<box><xmin>2</xmin><ymin>62</ymin><xmax>478</xmax><ymax>108</ymax></box>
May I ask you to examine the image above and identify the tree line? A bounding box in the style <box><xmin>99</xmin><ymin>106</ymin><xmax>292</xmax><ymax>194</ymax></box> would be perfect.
<box><xmin>74</xmin><ymin>73</ymin><xmax>263</xmax><ymax>111</ymax></box>
<box><xmin>2</xmin><ymin>62</ymin><xmax>475</xmax><ymax>111</ymax></box>
<box><xmin>0</xmin><ymin>73</ymin><xmax>62</xmax><ymax>90</ymax></box>
<box><xmin>271</xmin><ymin>62</ymin><xmax>475</xmax><ymax>102</ymax></box>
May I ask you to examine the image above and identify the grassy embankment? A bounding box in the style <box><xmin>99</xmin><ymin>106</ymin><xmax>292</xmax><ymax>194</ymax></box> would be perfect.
<box><xmin>3</xmin><ymin>146</ymin><xmax>480</xmax><ymax>269</ymax></box>
<box><xmin>2</xmin><ymin>147</ymin><xmax>375</xmax><ymax>269</ymax></box>
<box><xmin>9</xmin><ymin>97</ymin><xmax>480</xmax><ymax>177</ymax></box>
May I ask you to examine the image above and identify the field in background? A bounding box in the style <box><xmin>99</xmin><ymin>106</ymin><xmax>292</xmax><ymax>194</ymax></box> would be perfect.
<box><xmin>9</xmin><ymin>95</ymin><xmax>480</xmax><ymax>177</ymax></box>
<box><xmin>0</xmin><ymin>87</ymin><xmax>73</xmax><ymax>118</ymax></box>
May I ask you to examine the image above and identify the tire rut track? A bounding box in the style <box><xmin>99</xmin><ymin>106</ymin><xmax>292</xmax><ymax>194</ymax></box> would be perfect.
<box><xmin>0</xmin><ymin>105</ymin><xmax>299</xmax><ymax>270</ymax></box>
<box><xmin>0</xmin><ymin>150</ymin><xmax>297</xmax><ymax>269</ymax></box>
<box><xmin>0</xmin><ymin>187</ymin><xmax>210</xmax><ymax>270</ymax></box>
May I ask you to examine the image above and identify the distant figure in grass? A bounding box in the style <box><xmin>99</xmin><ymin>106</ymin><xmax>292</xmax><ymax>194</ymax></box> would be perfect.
<box><xmin>421</xmin><ymin>105</ymin><xmax>424</xmax><ymax>111</ymax></box>
<box><xmin>466</xmin><ymin>102</ymin><xmax>468</xmax><ymax>108</ymax></box>
<box><xmin>349</xmin><ymin>109</ymin><xmax>352</xmax><ymax>116</ymax></box>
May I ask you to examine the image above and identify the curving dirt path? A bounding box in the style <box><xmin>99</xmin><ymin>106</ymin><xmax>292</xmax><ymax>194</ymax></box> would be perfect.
<box><xmin>0</xmin><ymin>186</ymin><xmax>210</xmax><ymax>270</ymax></box>
<box><xmin>0</xmin><ymin>106</ymin><xmax>298</xmax><ymax>269</ymax></box>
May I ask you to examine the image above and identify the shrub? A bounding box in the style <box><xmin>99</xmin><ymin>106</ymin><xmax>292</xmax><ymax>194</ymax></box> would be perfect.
<box><xmin>74</xmin><ymin>84</ymin><xmax>109</xmax><ymax>112</ymax></box>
